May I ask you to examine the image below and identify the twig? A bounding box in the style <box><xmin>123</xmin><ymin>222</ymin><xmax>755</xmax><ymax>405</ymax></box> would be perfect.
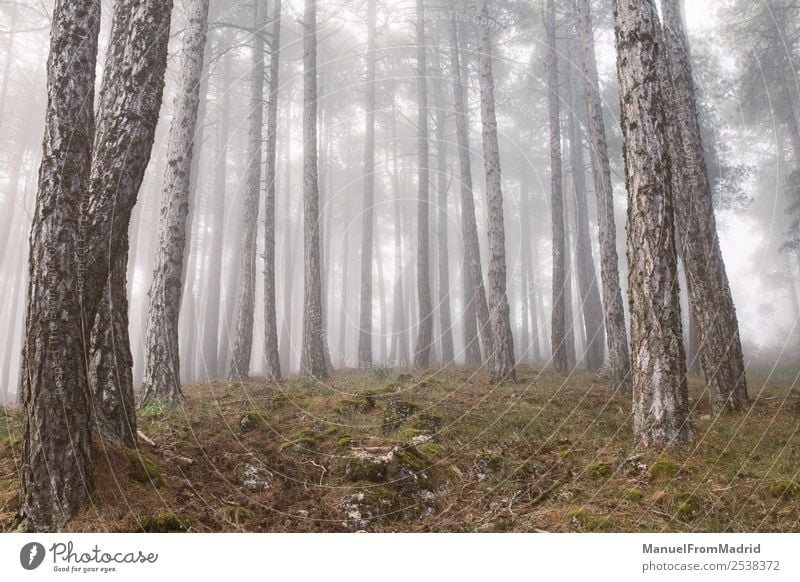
<box><xmin>137</xmin><ymin>430</ymin><xmax>156</xmax><ymax>447</ymax></box>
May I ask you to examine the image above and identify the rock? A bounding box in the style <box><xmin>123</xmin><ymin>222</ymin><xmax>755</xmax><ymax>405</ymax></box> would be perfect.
<box><xmin>235</xmin><ymin>462</ymin><xmax>272</xmax><ymax>492</ymax></box>
<box><xmin>383</xmin><ymin>398</ymin><xmax>419</xmax><ymax>430</ymax></box>
<box><xmin>339</xmin><ymin>486</ymin><xmax>401</xmax><ymax>530</ymax></box>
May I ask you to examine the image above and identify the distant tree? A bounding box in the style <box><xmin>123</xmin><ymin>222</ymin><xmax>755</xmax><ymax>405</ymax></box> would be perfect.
<box><xmin>613</xmin><ymin>0</ymin><xmax>692</xmax><ymax>447</ymax></box>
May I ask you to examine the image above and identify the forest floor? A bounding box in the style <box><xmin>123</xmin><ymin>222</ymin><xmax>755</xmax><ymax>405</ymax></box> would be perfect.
<box><xmin>1</xmin><ymin>366</ymin><xmax>799</xmax><ymax>533</ymax></box>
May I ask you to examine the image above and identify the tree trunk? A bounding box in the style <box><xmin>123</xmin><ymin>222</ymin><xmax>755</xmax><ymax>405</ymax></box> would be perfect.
<box><xmin>301</xmin><ymin>0</ymin><xmax>328</xmax><ymax>379</ymax></box>
<box><xmin>413</xmin><ymin>0</ymin><xmax>434</xmax><ymax>370</ymax></box>
<box><xmin>565</xmin><ymin>45</ymin><xmax>605</xmax><ymax>373</ymax></box>
<box><xmin>448</xmin><ymin>1</ymin><xmax>491</xmax><ymax>365</ymax></box>
<box><xmin>546</xmin><ymin>0</ymin><xmax>569</xmax><ymax>374</ymax></box>
<box><xmin>575</xmin><ymin>0</ymin><xmax>631</xmax><ymax>390</ymax></box>
<box><xmin>141</xmin><ymin>0</ymin><xmax>210</xmax><ymax>405</ymax></box>
<box><xmin>230</xmin><ymin>0</ymin><xmax>267</xmax><ymax>380</ymax></box>
<box><xmin>432</xmin><ymin>49</ymin><xmax>455</xmax><ymax>367</ymax></box>
<box><xmin>358</xmin><ymin>0</ymin><xmax>377</xmax><ymax>369</ymax></box>
<box><xmin>613</xmin><ymin>0</ymin><xmax>692</xmax><ymax>448</ymax></box>
<box><xmin>390</xmin><ymin>106</ymin><xmax>410</xmax><ymax>366</ymax></box>
<box><xmin>476</xmin><ymin>0</ymin><xmax>516</xmax><ymax>382</ymax></box>
<box><xmin>263</xmin><ymin>0</ymin><xmax>283</xmax><ymax>380</ymax></box>
<box><xmin>661</xmin><ymin>0</ymin><xmax>748</xmax><ymax>412</ymax></box>
<box><xmin>20</xmin><ymin>0</ymin><xmax>100</xmax><ymax>532</ymax></box>
<box><xmin>279</xmin><ymin>100</ymin><xmax>295</xmax><ymax>372</ymax></box>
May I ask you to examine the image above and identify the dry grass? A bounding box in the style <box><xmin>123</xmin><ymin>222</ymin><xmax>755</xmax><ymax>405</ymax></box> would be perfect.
<box><xmin>1</xmin><ymin>365</ymin><xmax>799</xmax><ymax>532</ymax></box>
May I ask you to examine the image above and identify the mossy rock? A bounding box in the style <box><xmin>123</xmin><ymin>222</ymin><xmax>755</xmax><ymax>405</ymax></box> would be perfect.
<box><xmin>567</xmin><ymin>508</ymin><xmax>612</xmax><ymax>532</ymax></box>
<box><xmin>126</xmin><ymin>449</ymin><xmax>164</xmax><ymax>487</ymax></box>
<box><xmin>769</xmin><ymin>479</ymin><xmax>800</xmax><ymax>499</ymax></box>
<box><xmin>337</xmin><ymin>397</ymin><xmax>375</xmax><ymax>414</ymax></box>
<box><xmin>341</xmin><ymin>452</ymin><xmax>391</xmax><ymax>483</ymax></box>
<box><xmin>408</xmin><ymin>413</ymin><xmax>442</xmax><ymax>434</ymax></box>
<box><xmin>235</xmin><ymin>462</ymin><xmax>272</xmax><ymax>491</ymax></box>
<box><xmin>240</xmin><ymin>411</ymin><xmax>267</xmax><ymax>433</ymax></box>
<box><xmin>585</xmin><ymin>463</ymin><xmax>613</xmax><ymax>481</ymax></box>
<box><xmin>475</xmin><ymin>452</ymin><xmax>503</xmax><ymax>480</ymax></box>
<box><xmin>648</xmin><ymin>459</ymin><xmax>679</xmax><ymax>480</ymax></box>
<box><xmin>386</xmin><ymin>445</ymin><xmax>435</xmax><ymax>494</ymax></box>
<box><xmin>136</xmin><ymin>513</ymin><xmax>188</xmax><ymax>533</ymax></box>
<box><xmin>623</xmin><ymin>487</ymin><xmax>644</xmax><ymax>502</ymax></box>
<box><xmin>383</xmin><ymin>398</ymin><xmax>420</xmax><ymax>430</ymax></box>
<box><xmin>340</xmin><ymin>485</ymin><xmax>402</xmax><ymax>529</ymax></box>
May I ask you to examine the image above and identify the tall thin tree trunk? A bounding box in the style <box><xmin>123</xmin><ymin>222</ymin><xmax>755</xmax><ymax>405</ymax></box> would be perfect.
<box><xmin>546</xmin><ymin>0</ymin><xmax>569</xmax><ymax>373</ymax></box>
<box><xmin>414</xmin><ymin>0</ymin><xmax>434</xmax><ymax>370</ymax></box>
<box><xmin>301</xmin><ymin>0</ymin><xmax>328</xmax><ymax>379</ymax></box>
<box><xmin>613</xmin><ymin>0</ymin><xmax>692</xmax><ymax>448</ymax></box>
<box><xmin>358</xmin><ymin>0</ymin><xmax>377</xmax><ymax>368</ymax></box>
<box><xmin>230</xmin><ymin>0</ymin><xmax>267</xmax><ymax>380</ymax></box>
<box><xmin>448</xmin><ymin>1</ymin><xmax>491</xmax><ymax>365</ymax></box>
<box><xmin>20</xmin><ymin>0</ymin><xmax>100</xmax><ymax>532</ymax></box>
<box><xmin>141</xmin><ymin>0</ymin><xmax>210</xmax><ymax>405</ymax></box>
<box><xmin>661</xmin><ymin>0</ymin><xmax>748</xmax><ymax>412</ymax></box>
<box><xmin>389</xmin><ymin>108</ymin><xmax>410</xmax><ymax>366</ymax></box>
<box><xmin>575</xmin><ymin>0</ymin><xmax>631</xmax><ymax>390</ymax></box>
<box><xmin>279</xmin><ymin>101</ymin><xmax>294</xmax><ymax>372</ymax></box>
<box><xmin>476</xmin><ymin>0</ymin><xmax>516</xmax><ymax>381</ymax></box>
<box><xmin>263</xmin><ymin>0</ymin><xmax>283</xmax><ymax>380</ymax></box>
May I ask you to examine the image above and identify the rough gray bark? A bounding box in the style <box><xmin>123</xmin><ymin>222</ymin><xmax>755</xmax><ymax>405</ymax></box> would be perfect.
<box><xmin>230</xmin><ymin>0</ymin><xmax>267</xmax><ymax>380</ymax></box>
<box><xmin>82</xmin><ymin>0</ymin><xmax>173</xmax><ymax>443</ymax></box>
<box><xmin>613</xmin><ymin>0</ymin><xmax>693</xmax><ymax>448</ymax></box>
<box><xmin>447</xmin><ymin>3</ymin><xmax>491</xmax><ymax>365</ymax></box>
<box><xmin>414</xmin><ymin>0</ymin><xmax>433</xmax><ymax>370</ymax></box>
<box><xmin>141</xmin><ymin>0</ymin><xmax>210</xmax><ymax>405</ymax></box>
<box><xmin>546</xmin><ymin>0</ymin><xmax>569</xmax><ymax>374</ymax></box>
<box><xmin>20</xmin><ymin>0</ymin><xmax>100</xmax><ymax>532</ymax></box>
<box><xmin>575</xmin><ymin>0</ymin><xmax>631</xmax><ymax>390</ymax></box>
<box><xmin>301</xmin><ymin>0</ymin><xmax>328</xmax><ymax>379</ymax></box>
<box><xmin>565</xmin><ymin>50</ymin><xmax>605</xmax><ymax>373</ymax></box>
<box><xmin>476</xmin><ymin>0</ymin><xmax>516</xmax><ymax>382</ymax></box>
<box><xmin>202</xmin><ymin>52</ymin><xmax>231</xmax><ymax>380</ymax></box>
<box><xmin>263</xmin><ymin>0</ymin><xmax>283</xmax><ymax>380</ymax></box>
<box><xmin>432</xmin><ymin>49</ymin><xmax>455</xmax><ymax>366</ymax></box>
<box><xmin>358</xmin><ymin>0</ymin><xmax>377</xmax><ymax>369</ymax></box>
<box><xmin>661</xmin><ymin>0</ymin><xmax>749</xmax><ymax>412</ymax></box>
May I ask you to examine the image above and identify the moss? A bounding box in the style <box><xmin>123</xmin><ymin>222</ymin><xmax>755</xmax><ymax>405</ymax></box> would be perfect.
<box><xmin>228</xmin><ymin>506</ymin><xmax>249</xmax><ymax>524</ymax></box>
<box><xmin>408</xmin><ymin>414</ymin><xmax>442</xmax><ymax>433</ymax></box>
<box><xmin>585</xmin><ymin>463</ymin><xmax>613</xmax><ymax>480</ymax></box>
<box><xmin>136</xmin><ymin>513</ymin><xmax>188</xmax><ymax>533</ymax></box>
<box><xmin>398</xmin><ymin>428</ymin><xmax>429</xmax><ymax>440</ymax></box>
<box><xmin>340</xmin><ymin>485</ymin><xmax>402</xmax><ymax>528</ymax></box>
<box><xmin>674</xmin><ymin>493</ymin><xmax>702</xmax><ymax>522</ymax></box>
<box><xmin>140</xmin><ymin>404</ymin><xmax>165</xmax><ymax>418</ymax></box>
<box><xmin>125</xmin><ymin>449</ymin><xmax>164</xmax><ymax>487</ymax></box>
<box><xmin>383</xmin><ymin>398</ymin><xmax>420</xmax><ymax>430</ymax></box>
<box><xmin>336</xmin><ymin>397</ymin><xmax>375</xmax><ymax>414</ymax></box>
<box><xmin>416</xmin><ymin>443</ymin><xmax>444</xmax><ymax>458</ymax></box>
<box><xmin>240</xmin><ymin>411</ymin><xmax>267</xmax><ymax>432</ymax></box>
<box><xmin>342</xmin><ymin>455</ymin><xmax>389</xmax><ymax>483</ymax></box>
<box><xmin>623</xmin><ymin>487</ymin><xmax>644</xmax><ymax>502</ymax></box>
<box><xmin>567</xmin><ymin>508</ymin><xmax>612</xmax><ymax>531</ymax></box>
<box><xmin>336</xmin><ymin>435</ymin><xmax>355</xmax><ymax>448</ymax></box>
<box><xmin>649</xmin><ymin>459</ymin><xmax>679</xmax><ymax>479</ymax></box>
<box><xmin>769</xmin><ymin>479</ymin><xmax>800</xmax><ymax>499</ymax></box>
<box><xmin>388</xmin><ymin>445</ymin><xmax>435</xmax><ymax>493</ymax></box>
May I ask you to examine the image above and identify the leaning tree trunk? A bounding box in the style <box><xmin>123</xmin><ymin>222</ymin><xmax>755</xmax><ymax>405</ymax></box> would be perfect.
<box><xmin>83</xmin><ymin>0</ymin><xmax>173</xmax><ymax>444</ymax></box>
<box><xmin>230</xmin><ymin>0</ymin><xmax>267</xmax><ymax>380</ymax></box>
<box><xmin>476</xmin><ymin>0</ymin><xmax>516</xmax><ymax>382</ymax></box>
<box><xmin>141</xmin><ymin>0</ymin><xmax>210</xmax><ymax>405</ymax></box>
<box><xmin>661</xmin><ymin>0</ymin><xmax>748</xmax><ymax>412</ymax></box>
<box><xmin>414</xmin><ymin>0</ymin><xmax>434</xmax><ymax>369</ymax></box>
<box><xmin>574</xmin><ymin>0</ymin><xmax>631</xmax><ymax>390</ymax></box>
<box><xmin>358</xmin><ymin>0</ymin><xmax>377</xmax><ymax>369</ymax></box>
<box><xmin>546</xmin><ymin>0</ymin><xmax>569</xmax><ymax>374</ymax></box>
<box><xmin>565</xmin><ymin>51</ymin><xmax>605</xmax><ymax>373</ymax></box>
<box><xmin>301</xmin><ymin>0</ymin><xmax>328</xmax><ymax>379</ymax></box>
<box><xmin>263</xmin><ymin>0</ymin><xmax>283</xmax><ymax>380</ymax></box>
<box><xmin>19</xmin><ymin>0</ymin><xmax>100</xmax><ymax>532</ymax></box>
<box><xmin>613</xmin><ymin>0</ymin><xmax>692</xmax><ymax>448</ymax></box>
<box><xmin>448</xmin><ymin>1</ymin><xmax>491</xmax><ymax>365</ymax></box>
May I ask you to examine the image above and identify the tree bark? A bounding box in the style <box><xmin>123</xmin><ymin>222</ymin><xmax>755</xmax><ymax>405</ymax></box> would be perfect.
<box><xmin>476</xmin><ymin>0</ymin><xmax>516</xmax><ymax>382</ymax></box>
<box><xmin>546</xmin><ymin>0</ymin><xmax>569</xmax><ymax>374</ymax></box>
<box><xmin>575</xmin><ymin>0</ymin><xmax>631</xmax><ymax>390</ymax></box>
<box><xmin>141</xmin><ymin>0</ymin><xmax>210</xmax><ymax>405</ymax></box>
<box><xmin>613</xmin><ymin>0</ymin><xmax>692</xmax><ymax>448</ymax></box>
<box><xmin>448</xmin><ymin>2</ymin><xmax>491</xmax><ymax>365</ymax></box>
<box><xmin>389</xmin><ymin>105</ymin><xmax>410</xmax><ymax>366</ymax></box>
<box><xmin>263</xmin><ymin>0</ymin><xmax>283</xmax><ymax>380</ymax></box>
<box><xmin>20</xmin><ymin>0</ymin><xmax>100</xmax><ymax>532</ymax></box>
<box><xmin>230</xmin><ymin>0</ymin><xmax>267</xmax><ymax>380</ymax></box>
<box><xmin>661</xmin><ymin>0</ymin><xmax>748</xmax><ymax>412</ymax></box>
<box><xmin>414</xmin><ymin>0</ymin><xmax>434</xmax><ymax>370</ymax></box>
<box><xmin>301</xmin><ymin>0</ymin><xmax>328</xmax><ymax>379</ymax></box>
<box><xmin>358</xmin><ymin>0</ymin><xmax>377</xmax><ymax>369</ymax></box>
